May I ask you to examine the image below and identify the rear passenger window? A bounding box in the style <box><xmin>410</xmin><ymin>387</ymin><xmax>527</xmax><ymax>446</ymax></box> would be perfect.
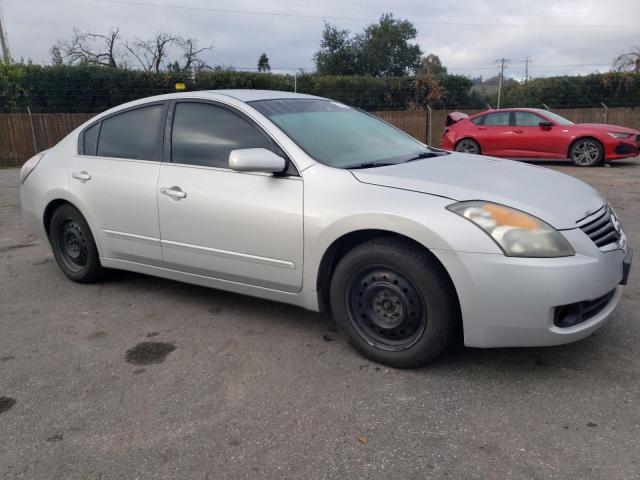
<box><xmin>484</xmin><ymin>112</ymin><xmax>511</xmax><ymax>126</ymax></box>
<box><xmin>171</xmin><ymin>102</ymin><xmax>272</xmax><ymax>168</ymax></box>
<box><xmin>471</xmin><ymin>116</ymin><xmax>485</xmax><ymax>125</ymax></box>
<box><xmin>97</xmin><ymin>104</ymin><xmax>164</xmax><ymax>160</ymax></box>
<box><xmin>83</xmin><ymin>123</ymin><xmax>100</xmax><ymax>156</ymax></box>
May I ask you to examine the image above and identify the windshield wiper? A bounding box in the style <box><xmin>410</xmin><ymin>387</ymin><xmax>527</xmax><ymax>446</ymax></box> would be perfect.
<box><xmin>346</xmin><ymin>162</ymin><xmax>395</xmax><ymax>169</ymax></box>
<box><xmin>402</xmin><ymin>151</ymin><xmax>447</xmax><ymax>162</ymax></box>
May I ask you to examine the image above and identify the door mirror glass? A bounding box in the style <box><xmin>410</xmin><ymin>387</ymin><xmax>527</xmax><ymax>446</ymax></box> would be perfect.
<box><xmin>229</xmin><ymin>148</ymin><xmax>286</xmax><ymax>174</ymax></box>
<box><xmin>539</xmin><ymin>120</ymin><xmax>554</xmax><ymax>128</ymax></box>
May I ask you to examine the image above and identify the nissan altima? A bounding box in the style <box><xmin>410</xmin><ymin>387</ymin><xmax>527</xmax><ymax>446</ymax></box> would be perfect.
<box><xmin>20</xmin><ymin>90</ymin><xmax>633</xmax><ymax>368</ymax></box>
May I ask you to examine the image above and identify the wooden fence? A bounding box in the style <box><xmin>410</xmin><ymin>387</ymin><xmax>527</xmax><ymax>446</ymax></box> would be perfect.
<box><xmin>2</xmin><ymin>107</ymin><xmax>640</xmax><ymax>167</ymax></box>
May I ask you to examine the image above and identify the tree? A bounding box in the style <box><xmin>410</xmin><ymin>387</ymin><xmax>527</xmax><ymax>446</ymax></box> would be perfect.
<box><xmin>614</xmin><ymin>46</ymin><xmax>640</xmax><ymax>74</ymax></box>
<box><xmin>50</xmin><ymin>45</ymin><xmax>64</xmax><ymax>66</ymax></box>
<box><xmin>313</xmin><ymin>23</ymin><xmax>359</xmax><ymax>75</ymax></box>
<box><xmin>417</xmin><ymin>54</ymin><xmax>447</xmax><ymax>76</ymax></box>
<box><xmin>56</xmin><ymin>27</ymin><xmax>122</xmax><ymax>67</ymax></box>
<box><xmin>124</xmin><ymin>32</ymin><xmax>177</xmax><ymax>73</ymax></box>
<box><xmin>257</xmin><ymin>53</ymin><xmax>271</xmax><ymax>72</ymax></box>
<box><xmin>356</xmin><ymin>14</ymin><xmax>423</xmax><ymax>77</ymax></box>
<box><xmin>314</xmin><ymin>14</ymin><xmax>422</xmax><ymax>77</ymax></box>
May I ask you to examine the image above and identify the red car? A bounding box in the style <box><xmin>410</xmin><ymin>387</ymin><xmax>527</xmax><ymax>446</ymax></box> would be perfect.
<box><xmin>440</xmin><ymin>108</ymin><xmax>640</xmax><ymax>167</ymax></box>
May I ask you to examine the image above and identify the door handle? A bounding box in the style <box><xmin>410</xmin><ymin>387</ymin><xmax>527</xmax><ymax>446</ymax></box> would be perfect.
<box><xmin>478</xmin><ymin>127</ymin><xmax>488</xmax><ymax>130</ymax></box>
<box><xmin>72</xmin><ymin>171</ymin><xmax>91</xmax><ymax>181</ymax></box>
<box><xmin>513</xmin><ymin>129</ymin><xmax>524</xmax><ymax>133</ymax></box>
<box><xmin>160</xmin><ymin>186</ymin><xmax>187</xmax><ymax>199</ymax></box>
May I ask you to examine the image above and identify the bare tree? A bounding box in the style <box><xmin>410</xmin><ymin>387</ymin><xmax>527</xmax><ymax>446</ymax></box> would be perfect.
<box><xmin>178</xmin><ymin>37</ymin><xmax>212</xmax><ymax>71</ymax></box>
<box><xmin>614</xmin><ymin>46</ymin><xmax>640</xmax><ymax>74</ymax></box>
<box><xmin>124</xmin><ymin>32</ymin><xmax>177</xmax><ymax>73</ymax></box>
<box><xmin>57</xmin><ymin>27</ymin><xmax>121</xmax><ymax>67</ymax></box>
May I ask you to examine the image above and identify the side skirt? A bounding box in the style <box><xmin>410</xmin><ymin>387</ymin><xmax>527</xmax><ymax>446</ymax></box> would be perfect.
<box><xmin>100</xmin><ymin>257</ymin><xmax>320</xmax><ymax>311</ymax></box>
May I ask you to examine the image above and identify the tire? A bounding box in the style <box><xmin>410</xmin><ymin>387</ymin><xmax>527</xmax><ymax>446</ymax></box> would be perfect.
<box><xmin>454</xmin><ymin>138</ymin><xmax>481</xmax><ymax>154</ymax></box>
<box><xmin>49</xmin><ymin>204</ymin><xmax>104</xmax><ymax>283</ymax></box>
<box><xmin>570</xmin><ymin>138</ymin><xmax>604</xmax><ymax>167</ymax></box>
<box><xmin>329</xmin><ymin>237</ymin><xmax>459</xmax><ymax>368</ymax></box>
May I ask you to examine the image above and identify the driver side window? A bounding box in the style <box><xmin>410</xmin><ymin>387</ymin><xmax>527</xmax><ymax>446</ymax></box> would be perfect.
<box><xmin>514</xmin><ymin>111</ymin><xmax>545</xmax><ymax>127</ymax></box>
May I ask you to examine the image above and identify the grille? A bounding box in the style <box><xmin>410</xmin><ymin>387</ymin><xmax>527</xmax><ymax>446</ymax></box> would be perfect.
<box><xmin>577</xmin><ymin>205</ymin><xmax>620</xmax><ymax>248</ymax></box>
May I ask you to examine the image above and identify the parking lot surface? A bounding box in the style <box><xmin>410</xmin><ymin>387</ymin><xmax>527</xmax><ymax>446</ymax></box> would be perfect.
<box><xmin>1</xmin><ymin>161</ymin><xmax>639</xmax><ymax>479</ymax></box>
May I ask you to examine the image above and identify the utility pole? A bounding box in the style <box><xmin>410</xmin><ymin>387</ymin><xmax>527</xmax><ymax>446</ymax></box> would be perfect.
<box><xmin>0</xmin><ymin>5</ymin><xmax>10</xmax><ymax>63</ymax></box>
<box><xmin>495</xmin><ymin>58</ymin><xmax>510</xmax><ymax>109</ymax></box>
<box><xmin>523</xmin><ymin>57</ymin><xmax>532</xmax><ymax>82</ymax></box>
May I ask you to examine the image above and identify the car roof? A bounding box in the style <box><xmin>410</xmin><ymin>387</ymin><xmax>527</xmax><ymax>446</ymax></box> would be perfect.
<box><xmin>472</xmin><ymin>107</ymin><xmax>549</xmax><ymax>116</ymax></box>
<box><xmin>211</xmin><ymin>89</ymin><xmax>323</xmax><ymax>102</ymax></box>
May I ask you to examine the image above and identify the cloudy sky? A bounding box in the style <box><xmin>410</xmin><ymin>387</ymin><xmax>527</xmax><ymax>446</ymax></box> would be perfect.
<box><xmin>2</xmin><ymin>0</ymin><xmax>639</xmax><ymax>79</ymax></box>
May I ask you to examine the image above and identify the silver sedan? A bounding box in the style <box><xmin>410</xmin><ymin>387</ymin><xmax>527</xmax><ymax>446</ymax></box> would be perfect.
<box><xmin>20</xmin><ymin>90</ymin><xmax>633</xmax><ymax>368</ymax></box>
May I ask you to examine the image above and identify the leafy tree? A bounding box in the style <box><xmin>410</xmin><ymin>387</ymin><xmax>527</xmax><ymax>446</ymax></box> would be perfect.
<box><xmin>50</xmin><ymin>45</ymin><xmax>64</xmax><ymax>66</ymax></box>
<box><xmin>314</xmin><ymin>14</ymin><xmax>422</xmax><ymax>77</ymax></box>
<box><xmin>257</xmin><ymin>53</ymin><xmax>271</xmax><ymax>72</ymax></box>
<box><xmin>314</xmin><ymin>23</ymin><xmax>359</xmax><ymax>75</ymax></box>
<box><xmin>356</xmin><ymin>14</ymin><xmax>422</xmax><ymax>76</ymax></box>
<box><xmin>417</xmin><ymin>54</ymin><xmax>447</xmax><ymax>76</ymax></box>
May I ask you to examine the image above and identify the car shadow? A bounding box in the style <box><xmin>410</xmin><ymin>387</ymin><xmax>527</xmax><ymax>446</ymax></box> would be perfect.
<box><xmin>101</xmin><ymin>269</ymin><xmax>616</xmax><ymax>377</ymax></box>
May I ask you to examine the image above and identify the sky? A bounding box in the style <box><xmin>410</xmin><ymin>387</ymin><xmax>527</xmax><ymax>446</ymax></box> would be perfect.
<box><xmin>2</xmin><ymin>0</ymin><xmax>640</xmax><ymax>79</ymax></box>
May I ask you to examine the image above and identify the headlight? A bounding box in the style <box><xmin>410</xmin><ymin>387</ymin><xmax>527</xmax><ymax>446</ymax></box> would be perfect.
<box><xmin>607</xmin><ymin>132</ymin><xmax>632</xmax><ymax>139</ymax></box>
<box><xmin>447</xmin><ymin>201</ymin><xmax>574</xmax><ymax>257</ymax></box>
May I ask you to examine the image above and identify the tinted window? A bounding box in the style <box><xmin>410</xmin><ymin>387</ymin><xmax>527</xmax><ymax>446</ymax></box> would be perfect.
<box><xmin>97</xmin><ymin>105</ymin><xmax>164</xmax><ymax>160</ymax></box>
<box><xmin>83</xmin><ymin>123</ymin><xmax>100</xmax><ymax>156</ymax></box>
<box><xmin>171</xmin><ymin>102</ymin><xmax>272</xmax><ymax>168</ymax></box>
<box><xmin>471</xmin><ymin>115</ymin><xmax>485</xmax><ymax>125</ymax></box>
<box><xmin>514</xmin><ymin>111</ymin><xmax>545</xmax><ymax>126</ymax></box>
<box><xmin>484</xmin><ymin>112</ymin><xmax>511</xmax><ymax>126</ymax></box>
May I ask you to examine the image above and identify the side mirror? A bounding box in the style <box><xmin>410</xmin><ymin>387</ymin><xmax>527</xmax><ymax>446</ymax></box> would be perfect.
<box><xmin>539</xmin><ymin>121</ymin><xmax>554</xmax><ymax>128</ymax></box>
<box><xmin>229</xmin><ymin>148</ymin><xmax>286</xmax><ymax>174</ymax></box>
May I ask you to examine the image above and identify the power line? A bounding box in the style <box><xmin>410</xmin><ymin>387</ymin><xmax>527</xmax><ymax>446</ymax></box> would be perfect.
<box><xmin>101</xmin><ymin>0</ymin><xmax>635</xmax><ymax>29</ymax></box>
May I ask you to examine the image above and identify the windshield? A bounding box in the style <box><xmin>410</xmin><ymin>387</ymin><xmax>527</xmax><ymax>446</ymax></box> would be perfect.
<box><xmin>250</xmin><ymin>99</ymin><xmax>440</xmax><ymax>168</ymax></box>
<box><xmin>535</xmin><ymin>109</ymin><xmax>574</xmax><ymax>126</ymax></box>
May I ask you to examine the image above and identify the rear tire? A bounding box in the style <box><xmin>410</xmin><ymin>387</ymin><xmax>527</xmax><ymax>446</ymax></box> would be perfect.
<box><xmin>49</xmin><ymin>204</ymin><xmax>104</xmax><ymax>283</ymax></box>
<box><xmin>454</xmin><ymin>138</ymin><xmax>481</xmax><ymax>154</ymax></box>
<box><xmin>329</xmin><ymin>237</ymin><xmax>459</xmax><ymax>368</ymax></box>
<box><xmin>570</xmin><ymin>139</ymin><xmax>603</xmax><ymax>167</ymax></box>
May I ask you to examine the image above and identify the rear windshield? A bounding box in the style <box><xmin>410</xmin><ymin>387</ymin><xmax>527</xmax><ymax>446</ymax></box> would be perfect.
<box><xmin>250</xmin><ymin>99</ymin><xmax>435</xmax><ymax>168</ymax></box>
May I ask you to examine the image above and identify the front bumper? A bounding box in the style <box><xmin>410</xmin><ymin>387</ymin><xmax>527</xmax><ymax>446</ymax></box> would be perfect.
<box><xmin>605</xmin><ymin>137</ymin><xmax>639</xmax><ymax>160</ymax></box>
<box><xmin>433</xmin><ymin>228</ymin><xmax>630</xmax><ymax>348</ymax></box>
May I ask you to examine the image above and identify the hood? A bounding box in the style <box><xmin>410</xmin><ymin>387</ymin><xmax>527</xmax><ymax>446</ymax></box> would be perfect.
<box><xmin>351</xmin><ymin>153</ymin><xmax>605</xmax><ymax>230</ymax></box>
<box><xmin>575</xmin><ymin>123</ymin><xmax>638</xmax><ymax>134</ymax></box>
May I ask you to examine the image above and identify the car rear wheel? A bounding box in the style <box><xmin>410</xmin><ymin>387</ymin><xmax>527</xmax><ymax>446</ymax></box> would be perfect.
<box><xmin>50</xmin><ymin>204</ymin><xmax>104</xmax><ymax>283</ymax></box>
<box><xmin>454</xmin><ymin>138</ymin><xmax>481</xmax><ymax>154</ymax></box>
<box><xmin>329</xmin><ymin>237</ymin><xmax>459</xmax><ymax>368</ymax></box>
<box><xmin>570</xmin><ymin>139</ymin><xmax>603</xmax><ymax>167</ymax></box>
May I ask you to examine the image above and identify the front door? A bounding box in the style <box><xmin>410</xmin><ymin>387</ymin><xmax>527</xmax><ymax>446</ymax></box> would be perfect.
<box><xmin>157</xmin><ymin>101</ymin><xmax>304</xmax><ymax>292</ymax></box>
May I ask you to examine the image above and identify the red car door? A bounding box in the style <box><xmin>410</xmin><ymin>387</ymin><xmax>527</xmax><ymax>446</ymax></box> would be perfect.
<box><xmin>474</xmin><ymin>111</ymin><xmax>515</xmax><ymax>156</ymax></box>
<box><xmin>510</xmin><ymin>111</ymin><xmax>567</xmax><ymax>158</ymax></box>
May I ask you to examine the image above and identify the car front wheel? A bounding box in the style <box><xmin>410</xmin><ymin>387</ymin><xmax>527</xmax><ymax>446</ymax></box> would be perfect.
<box><xmin>570</xmin><ymin>139</ymin><xmax>604</xmax><ymax>167</ymax></box>
<box><xmin>50</xmin><ymin>204</ymin><xmax>104</xmax><ymax>283</ymax></box>
<box><xmin>329</xmin><ymin>237</ymin><xmax>459</xmax><ymax>368</ymax></box>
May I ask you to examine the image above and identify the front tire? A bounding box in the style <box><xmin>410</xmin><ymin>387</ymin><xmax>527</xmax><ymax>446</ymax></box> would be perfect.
<box><xmin>570</xmin><ymin>139</ymin><xmax>603</xmax><ymax>167</ymax></box>
<box><xmin>49</xmin><ymin>204</ymin><xmax>104</xmax><ymax>283</ymax></box>
<box><xmin>329</xmin><ymin>238</ymin><xmax>459</xmax><ymax>368</ymax></box>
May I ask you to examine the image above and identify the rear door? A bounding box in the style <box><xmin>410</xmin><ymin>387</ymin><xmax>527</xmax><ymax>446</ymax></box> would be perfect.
<box><xmin>70</xmin><ymin>103</ymin><xmax>167</xmax><ymax>263</ymax></box>
<box><xmin>156</xmin><ymin>100</ymin><xmax>304</xmax><ymax>292</ymax></box>
<box><xmin>473</xmin><ymin>111</ymin><xmax>514</xmax><ymax>155</ymax></box>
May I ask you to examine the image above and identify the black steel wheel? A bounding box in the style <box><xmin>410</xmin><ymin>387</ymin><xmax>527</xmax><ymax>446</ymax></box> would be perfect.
<box><xmin>50</xmin><ymin>204</ymin><xmax>104</xmax><ymax>283</ymax></box>
<box><xmin>330</xmin><ymin>237</ymin><xmax>459</xmax><ymax>368</ymax></box>
<box><xmin>454</xmin><ymin>138</ymin><xmax>481</xmax><ymax>154</ymax></box>
<box><xmin>348</xmin><ymin>267</ymin><xmax>426</xmax><ymax>351</ymax></box>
